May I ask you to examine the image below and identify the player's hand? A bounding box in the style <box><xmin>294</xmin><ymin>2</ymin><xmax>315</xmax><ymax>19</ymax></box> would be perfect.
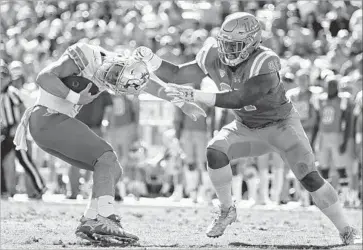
<box><xmin>78</xmin><ymin>83</ymin><xmax>101</xmax><ymax>105</ymax></box>
<box><xmin>165</xmin><ymin>83</ymin><xmax>196</xmax><ymax>103</ymax></box>
<box><xmin>179</xmin><ymin>102</ymin><xmax>207</xmax><ymax>121</ymax></box>
<box><xmin>220</xmin><ymin>83</ymin><xmax>232</xmax><ymax>91</ymax></box>
<box><xmin>339</xmin><ymin>143</ymin><xmax>347</xmax><ymax>154</ymax></box>
<box><xmin>132</xmin><ymin>46</ymin><xmax>162</xmax><ymax>72</ymax></box>
<box><xmin>133</xmin><ymin>46</ymin><xmax>154</xmax><ymax>62</ymax></box>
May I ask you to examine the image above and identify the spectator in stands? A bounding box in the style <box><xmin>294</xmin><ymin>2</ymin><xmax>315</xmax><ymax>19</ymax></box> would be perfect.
<box><xmin>329</xmin><ymin>2</ymin><xmax>351</xmax><ymax>37</ymax></box>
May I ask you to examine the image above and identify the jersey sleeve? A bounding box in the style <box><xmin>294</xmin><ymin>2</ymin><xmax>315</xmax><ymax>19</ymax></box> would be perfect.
<box><xmin>249</xmin><ymin>50</ymin><xmax>281</xmax><ymax>78</ymax></box>
<box><xmin>195</xmin><ymin>37</ymin><xmax>217</xmax><ymax>74</ymax></box>
<box><xmin>64</xmin><ymin>43</ymin><xmax>92</xmax><ymax>73</ymax></box>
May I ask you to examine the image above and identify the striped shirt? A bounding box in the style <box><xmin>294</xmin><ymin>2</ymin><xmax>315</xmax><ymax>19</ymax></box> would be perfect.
<box><xmin>0</xmin><ymin>86</ymin><xmax>23</xmax><ymax>133</ymax></box>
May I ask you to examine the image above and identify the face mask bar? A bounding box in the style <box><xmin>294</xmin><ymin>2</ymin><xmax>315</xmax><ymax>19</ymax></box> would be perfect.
<box><xmin>217</xmin><ymin>35</ymin><xmax>256</xmax><ymax>66</ymax></box>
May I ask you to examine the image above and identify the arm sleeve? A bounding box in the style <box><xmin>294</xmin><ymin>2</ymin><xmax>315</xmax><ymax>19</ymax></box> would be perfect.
<box><xmin>154</xmin><ymin>38</ymin><xmax>215</xmax><ymax>85</ymax></box>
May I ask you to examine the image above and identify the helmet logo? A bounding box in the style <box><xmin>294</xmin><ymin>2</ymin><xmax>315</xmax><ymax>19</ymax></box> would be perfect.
<box><xmin>219</xmin><ymin>69</ymin><xmax>226</xmax><ymax>77</ymax></box>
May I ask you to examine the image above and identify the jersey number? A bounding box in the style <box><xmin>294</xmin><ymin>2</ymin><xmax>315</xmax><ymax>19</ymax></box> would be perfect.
<box><xmin>322</xmin><ymin>107</ymin><xmax>335</xmax><ymax>125</ymax></box>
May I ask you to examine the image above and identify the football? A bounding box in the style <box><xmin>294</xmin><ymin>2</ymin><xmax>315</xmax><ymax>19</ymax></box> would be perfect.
<box><xmin>61</xmin><ymin>75</ymin><xmax>99</xmax><ymax>95</ymax></box>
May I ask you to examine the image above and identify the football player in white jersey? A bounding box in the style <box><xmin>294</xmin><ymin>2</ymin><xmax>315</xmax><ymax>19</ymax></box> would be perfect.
<box><xmin>13</xmin><ymin>42</ymin><xmax>205</xmax><ymax>246</ymax></box>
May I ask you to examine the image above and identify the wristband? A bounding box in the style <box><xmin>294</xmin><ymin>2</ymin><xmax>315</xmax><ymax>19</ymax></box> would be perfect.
<box><xmin>194</xmin><ymin>91</ymin><xmax>216</xmax><ymax>106</ymax></box>
<box><xmin>174</xmin><ymin>101</ymin><xmax>184</xmax><ymax>108</ymax></box>
<box><xmin>148</xmin><ymin>54</ymin><xmax>162</xmax><ymax>72</ymax></box>
<box><xmin>66</xmin><ymin>90</ymin><xmax>80</xmax><ymax>104</ymax></box>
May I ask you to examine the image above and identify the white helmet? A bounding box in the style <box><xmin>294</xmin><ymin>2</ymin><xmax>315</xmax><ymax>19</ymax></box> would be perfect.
<box><xmin>95</xmin><ymin>56</ymin><xmax>149</xmax><ymax>95</ymax></box>
<box><xmin>217</xmin><ymin>12</ymin><xmax>262</xmax><ymax>66</ymax></box>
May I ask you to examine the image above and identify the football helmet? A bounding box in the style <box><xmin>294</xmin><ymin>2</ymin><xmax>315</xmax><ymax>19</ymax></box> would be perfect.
<box><xmin>217</xmin><ymin>12</ymin><xmax>262</xmax><ymax>66</ymax></box>
<box><xmin>95</xmin><ymin>56</ymin><xmax>149</xmax><ymax>95</ymax></box>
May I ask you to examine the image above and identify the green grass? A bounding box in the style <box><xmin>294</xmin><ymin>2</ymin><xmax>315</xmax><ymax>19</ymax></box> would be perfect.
<box><xmin>0</xmin><ymin>200</ymin><xmax>362</xmax><ymax>249</ymax></box>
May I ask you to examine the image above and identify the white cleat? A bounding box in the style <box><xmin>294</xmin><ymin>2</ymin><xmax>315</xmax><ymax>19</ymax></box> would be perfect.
<box><xmin>206</xmin><ymin>204</ymin><xmax>237</xmax><ymax>238</ymax></box>
<box><xmin>340</xmin><ymin>226</ymin><xmax>361</xmax><ymax>245</ymax></box>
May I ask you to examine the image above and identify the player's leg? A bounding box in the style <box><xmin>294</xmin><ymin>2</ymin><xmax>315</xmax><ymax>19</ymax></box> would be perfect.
<box><xmin>256</xmin><ymin>153</ymin><xmax>271</xmax><ymax>205</ymax></box>
<box><xmin>244</xmin><ymin>158</ymin><xmax>259</xmax><ymax>204</ymax></box>
<box><xmin>265</xmin><ymin>114</ymin><xmax>358</xmax><ymax>245</ymax></box>
<box><xmin>270</xmin><ymin>152</ymin><xmax>284</xmax><ymax>204</ymax></box>
<box><xmin>205</xmin><ymin>120</ymin><xmax>273</xmax><ymax>237</ymax></box>
<box><xmin>15</xmin><ymin>149</ymin><xmax>47</xmax><ymax>197</ymax></box>
<box><xmin>195</xmin><ymin>130</ymin><xmax>210</xmax><ymax>203</ymax></box>
<box><xmin>29</xmin><ymin>107</ymin><xmax>138</xmax><ymax>244</ymax></box>
<box><xmin>230</xmin><ymin>158</ymin><xmax>243</xmax><ymax>203</ymax></box>
<box><xmin>180</xmin><ymin>130</ymin><xmax>198</xmax><ymax>202</ymax></box>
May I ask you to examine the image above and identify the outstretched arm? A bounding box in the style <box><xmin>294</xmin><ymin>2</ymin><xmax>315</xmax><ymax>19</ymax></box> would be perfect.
<box><xmin>155</xmin><ymin>60</ymin><xmax>207</xmax><ymax>86</ymax></box>
<box><xmin>143</xmin><ymin>73</ymin><xmax>207</xmax><ymax>121</ymax></box>
<box><xmin>133</xmin><ymin>47</ymin><xmax>206</xmax><ymax>85</ymax></box>
<box><xmin>166</xmin><ymin>73</ymin><xmax>278</xmax><ymax>109</ymax></box>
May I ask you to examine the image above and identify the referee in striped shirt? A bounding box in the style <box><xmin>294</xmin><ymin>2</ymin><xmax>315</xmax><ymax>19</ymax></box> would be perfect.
<box><xmin>1</xmin><ymin>59</ymin><xmax>46</xmax><ymax>198</ymax></box>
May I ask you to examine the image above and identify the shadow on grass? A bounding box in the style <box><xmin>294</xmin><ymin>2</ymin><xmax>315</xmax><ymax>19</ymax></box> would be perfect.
<box><xmin>229</xmin><ymin>242</ymin><xmax>344</xmax><ymax>249</ymax></box>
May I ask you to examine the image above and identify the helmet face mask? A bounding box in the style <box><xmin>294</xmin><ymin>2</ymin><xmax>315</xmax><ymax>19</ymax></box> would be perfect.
<box><xmin>95</xmin><ymin>57</ymin><xmax>149</xmax><ymax>95</ymax></box>
<box><xmin>217</xmin><ymin>12</ymin><xmax>262</xmax><ymax>66</ymax></box>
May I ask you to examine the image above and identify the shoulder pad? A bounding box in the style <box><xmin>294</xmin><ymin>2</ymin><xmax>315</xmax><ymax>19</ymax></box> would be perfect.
<box><xmin>249</xmin><ymin>50</ymin><xmax>281</xmax><ymax>78</ymax></box>
<box><xmin>195</xmin><ymin>37</ymin><xmax>217</xmax><ymax>74</ymax></box>
<box><xmin>65</xmin><ymin>43</ymin><xmax>92</xmax><ymax>72</ymax></box>
<box><xmin>285</xmin><ymin>87</ymin><xmax>299</xmax><ymax>100</ymax></box>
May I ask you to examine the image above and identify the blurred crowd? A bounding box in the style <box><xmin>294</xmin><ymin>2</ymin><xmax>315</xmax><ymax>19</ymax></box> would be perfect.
<box><xmin>0</xmin><ymin>0</ymin><xmax>362</xmax><ymax>208</ymax></box>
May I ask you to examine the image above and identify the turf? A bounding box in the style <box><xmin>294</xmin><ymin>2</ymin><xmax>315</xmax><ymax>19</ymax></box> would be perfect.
<box><xmin>0</xmin><ymin>199</ymin><xmax>362</xmax><ymax>249</ymax></box>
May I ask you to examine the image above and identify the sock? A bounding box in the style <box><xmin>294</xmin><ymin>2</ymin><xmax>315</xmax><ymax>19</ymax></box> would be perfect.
<box><xmin>98</xmin><ymin>195</ymin><xmax>115</xmax><ymax>217</ymax></box>
<box><xmin>259</xmin><ymin>168</ymin><xmax>269</xmax><ymax>202</ymax></box>
<box><xmin>208</xmin><ymin>164</ymin><xmax>233</xmax><ymax>209</ymax></box>
<box><xmin>310</xmin><ymin>181</ymin><xmax>350</xmax><ymax>233</ymax></box>
<box><xmin>271</xmin><ymin>167</ymin><xmax>284</xmax><ymax>203</ymax></box>
<box><xmin>247</xmin><ymin>177</ymin><xmax>258</xmax><ymax>201</ymax></box>
<box><xmin>232</xmin><ymin>175</ymin><xmax>243</xmax><ymax>202</ymax></box>
<box><xmin>84</xmin><ymin>198</ymin><xmax>98</xmax><ymax>219</ymax></box>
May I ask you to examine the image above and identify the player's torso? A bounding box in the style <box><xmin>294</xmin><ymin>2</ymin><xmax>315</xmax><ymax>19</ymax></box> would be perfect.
<box><xmin>318</xmin><ymin>96</ymin><xmax>345</xmax><ymax>133</ymax></box>
<box><xmin>205</xmin><ymin>46</ymin><xmax>292</xmax><ymax>128</ymax></box>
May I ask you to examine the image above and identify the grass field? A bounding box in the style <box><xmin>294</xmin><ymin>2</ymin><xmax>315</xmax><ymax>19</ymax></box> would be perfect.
<box><xmin>1</xmin><ymin>197</ymin><xmax>362</xmax><ymax>250</ymax></box>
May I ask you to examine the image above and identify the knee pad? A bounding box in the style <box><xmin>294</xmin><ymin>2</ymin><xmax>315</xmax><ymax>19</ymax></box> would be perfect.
<box><xmin>206</xmin><ymin>148</ymin><xmax>229</xmax><ymax>169</ymax></box>
<box><xmin>300</xmin><ymin>171</ymin><xmax>325</xmax><ymax>192</ymax></box>
<box><xmin>96</xmin><ymin>151</ymin><xmax>123</xmax><ymax>180</ymax></box>
<box><xmin>320</xmin><ymin>169</ymin><xmax>330</xmax><ymax>179</ymax></box>
<box><xmin>337</xmin><ymin>168</ymin><xmax>347</xmax><ymax>179</ymax></box>
<box><xmin>188</xmin><ymin>163</ymin><xmax>197</xmax><ymax>171</ymax></box>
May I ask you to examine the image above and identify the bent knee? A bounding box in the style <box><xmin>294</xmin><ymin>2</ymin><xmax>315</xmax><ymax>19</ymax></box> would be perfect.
<box><xmin>96</xmin><ymin>151</ymin><xmax>123</xmax><ymax>178</ymax></box>
<box><xmin>300</xmin><ymin>171</ymin><xmax>325</xmax><ymax>192</ymax></box>
<box><xmin>288</xmin><ymin>149</ymin><xmax>316</xmax><ymax>180</ymax></box>
<box><xmin>206</xmin><ymin>148</ymin><xmax>229</xmax><ymax>169</ymax></box>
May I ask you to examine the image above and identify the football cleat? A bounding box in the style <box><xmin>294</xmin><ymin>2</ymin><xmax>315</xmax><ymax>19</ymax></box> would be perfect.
<box><xmin>75</xmin><ymin>216</ymin><xmax>99</xmax><ymax>243</ymax></box>
<box><xmin>92</xmin><ymin>214</ymin><xmax>139</xmax><ymax>246</ymax></box>
<box><xmin>206</xmin><ymin>204</ymin><xmax>237</xmax><ymax>238</ymax></box>
<box><xmin>340</xmin><ymin>226</ymin><xmax>360</xmax><ymax>245</ymax></box>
